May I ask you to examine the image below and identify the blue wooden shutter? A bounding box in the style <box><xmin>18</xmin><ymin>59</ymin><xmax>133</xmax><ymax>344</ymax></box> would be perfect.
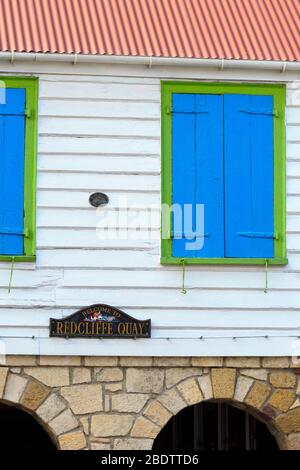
<box><xmin>0</xmin><ymin>89</ymin><xmax>26</xmax><ymax>255</ymax></box>
<box><xmin>172</xmin><ymin>93</ymin><xmax>224</xmax><ymax>258</ymax></box>
<box><xmin>224</xmin><ymin>94</ymin><xmax>274</xmax><ymax>258</ymax></box>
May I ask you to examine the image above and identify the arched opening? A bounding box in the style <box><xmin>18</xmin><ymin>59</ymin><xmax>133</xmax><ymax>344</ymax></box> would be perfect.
<box><xmin>0</xmin><ymin>402</ymin><xmax>57</xmax><ymax>450</ymax></box>
<box><xmin>153</xmin><ymin>401</ymin><xmax>279</xmax><ymax>451</ymax></box>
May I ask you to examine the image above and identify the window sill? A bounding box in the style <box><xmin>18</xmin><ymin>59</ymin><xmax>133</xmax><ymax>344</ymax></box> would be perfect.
<box><xmin>161</xmin><ymin>257</ymin><xmax>288</xmax><ymax>266</ymax></box>
<box><xmin>0</xmin><ymin>255</ymin><xmax>36</xmax><ymax>263</ymax></box>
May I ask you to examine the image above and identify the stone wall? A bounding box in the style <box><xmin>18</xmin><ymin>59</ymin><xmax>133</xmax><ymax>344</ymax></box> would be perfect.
<box><xmin>0</xmin><ymin>356</ymin><xmax>299</xmax><ymax>450</ymax></box>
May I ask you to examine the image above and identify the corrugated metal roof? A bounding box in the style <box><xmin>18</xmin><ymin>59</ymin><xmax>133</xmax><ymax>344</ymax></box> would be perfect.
<box><xmin>0</xmin><ymin>0</ymin><xmax>299</xmax><ymax>62</ymax></box>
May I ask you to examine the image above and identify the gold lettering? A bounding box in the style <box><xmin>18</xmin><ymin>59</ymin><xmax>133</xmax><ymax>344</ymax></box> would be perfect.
<box><xmin>118</xmin><ymin>323</ymin><xmax>125</xmax><ymax>335</ymax></box>
<box><xmin>56</xmin><ymin>322</ymin><xmax>63</xmax><ymax>335</ymax></box>
<box><xmin>138</xmin><ymin>323</ymin><xmax>144</xmax><ymax>335</ymax></box>
<box><xmin>70</xmin><ymin>322</ymin><xmax>77</xmax><ymax>335</ymax></box>
<box><xmin>96</xmin><ymin>322</ymin><xmax>101</xmax><ymax>335</ymax></box>
<box><xmin>64</xmin><ymin>322</ymin><xmax>70</xmax><ymax>335</ymax></box>
<box><xmin>107</xmin><ymin>323</ymin><xmax>113</xmax><ymax>335</ymax></box>
<box><xmin>78</xmin><ymin>322</ymin><xmax>85</xmax><ymax>335</ymax></box>
<box><xmin>132</xmin><ymin>324</ymin><xmax>138</xmax><ymax>336</ymax></box>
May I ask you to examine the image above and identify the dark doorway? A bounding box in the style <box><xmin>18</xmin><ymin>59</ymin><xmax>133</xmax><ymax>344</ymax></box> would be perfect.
<box><xmin>0</xmin><ymin>402</ymin><xmax>56</xmax><ymax>450</ymax></box>
<box><xmin>153</xmin><ymin>402</ymin><xmax>279</xmax><ymax>450</ymax></box>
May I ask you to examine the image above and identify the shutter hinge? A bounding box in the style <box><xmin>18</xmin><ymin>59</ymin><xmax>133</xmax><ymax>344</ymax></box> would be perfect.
<box><xmin>238</xmin><ymin>109</ymin><xmax>279</xmax><ymax>118</ymax></box>
<box><xmin>238</xmin><ymin>232</ymin><xmax>279</xmax><ymax>240</ymax></box>
<box><xmin>25</xmin><ymin>108</ymin><xmax>32</xmax><ymax>119</ymax></box>
<box><xmin>166</xmin><ymin>106</ymin><xmax>172</xmax><ymax>115</ymax></box>
<box><xmin>171</xmin><ymin>231</ymin><xmax>210</xmax><ymax>239</ymax></box>
<box><xmin>0</xmin><ymin>227</ymin><xmax>30</xmax><ymax>238</ymax></box>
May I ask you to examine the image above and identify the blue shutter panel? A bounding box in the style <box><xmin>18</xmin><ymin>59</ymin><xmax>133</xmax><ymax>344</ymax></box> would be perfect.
<box><xmin>172</xmin><ymin>94</ymin><xmax>196</xmax><ymax>257</ymax></box>
<box><xmin>172</xmin><ymin>93</ymin><xmax>224</xmax><ymax>258</ymax></box>
<box><xmin>0</xmin><ymin>89</ymin><xmax>26</xmax><ymax>255</ymax></box>
<box><xmin>224</xmin><ymin>94</ymin><xmax>274</xmax><ymax>258</ymax></box>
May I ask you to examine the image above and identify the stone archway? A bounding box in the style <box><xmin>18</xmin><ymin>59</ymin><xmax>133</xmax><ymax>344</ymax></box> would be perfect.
<box><xmin>130</xmin><ymin>369</ymin><xmax>297</xmax><ymax>450</ymax></box>
<box><xmin>0</xmin><ymin>368</ymin><xmax>86</xmax><ymax>450</ymax></box>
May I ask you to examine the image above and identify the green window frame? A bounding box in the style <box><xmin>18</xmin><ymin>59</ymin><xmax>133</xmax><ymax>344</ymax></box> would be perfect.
<box><xmin>0</xmin><ymin>77</ymin><xmax>38</xmax><ymax>262</ymax></box>
<box><xmin>161</xmin><ymin>81</ymin><xmax>287</xmax><ymax>265</ymax></box>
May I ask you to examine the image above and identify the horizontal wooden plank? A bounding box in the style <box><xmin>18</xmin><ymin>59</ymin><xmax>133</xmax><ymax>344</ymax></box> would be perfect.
<box><xmin>287</xmin><ymin>161</ymin><xmax>300</xmax><ymax>177</ymax></box>
<box><xmin>286</xmin><ymin>125</ymin><xmax>300</xmax><ymax>142</ymax></box>
<box><xmin>1</xmin><ymin>336</ymin><xmax>299</xmax><ymax>357</ymax></box>
<box><xmin>62</xmin><ymin>268</ymin><xmax>300</xmax><ymax>290</ymax></box>
<box><xmin>286</xmin><ymin>107</ymin><xmax>300</xmax><ymax>124</ymax></box>
<box><xmin>52</xmin><ymin>287</ymin><xmax>300</xmax><ymax>309</ymax></box>
<box><xmin>37</xmin><ymin>207</ymin><xmax>160</xmax><ymax>229</ymax></box>
<box><xmin>38</xmin><ymin>154</ymin><xmax>160</xmax><ymax>174</ymax></box>
<box><xmin>287</xmin><ymin>233</ymin><xmax>300</xmax><ymax>250</ymax></box>
<box><xmin>39</xmin><ymin>116</ymin><xmax>160</xmax><ymax>138</ymax></box>
<box><xmin>37</xmin><ymin>189</ymin><xmax>160</xmax><ymax>208</ymax></box>
<box><xmin>287</xmin><ymin>196</ymin><xmax>300</xmax><ymax>213</ymax></box>
<box><xmin>2</xmin><ymin>308</ymin><xmax>300</xmax><ymax>329</ymax></box>
<box><xmin>37</xmin><ymin>172</ymin><xmax>160</xmax><ymax>191</ymax></box>
<box><xmin>38</xmin><ymin>135</ymin><xmax>160</xmax><ymax>155</ymax></box>
<box><xmin>39</xmin><ymin>99</ymin><xmax>160</xmax><ymax>119</ymax></box>
<box><xmin>0</xmin><ymin>269</ymin><xmax>62</xmax><ymax>288</ymax></box>
<box><xmin>287</xmin><ymin>215</ymin><xmax>300</xmax><ymax>232</ymax></box>
<box><xmin>287</xmin><ymin>178</ymin><xmax>300</xmax><ymax>195</ymax></box>
<box><xmin>287</xmin><ymin>142</ymin><xmax>300</xmax><ymax>159</ymax></box>
<box><xmin>39</xmin><ymin>81</ymin><xmax>160</xmax><ymax>101</ymax></box>
<box><xmin>36</xmin><ymin>228</ymin><xmax>158</xmax><ymax>249</ymax></box>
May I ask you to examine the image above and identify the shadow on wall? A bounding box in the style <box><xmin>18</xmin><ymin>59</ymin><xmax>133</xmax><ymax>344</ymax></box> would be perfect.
<box><xmin>0</xmin><ymin>402</ymin><xmax>57</xmax><ymax>450</ymax></box>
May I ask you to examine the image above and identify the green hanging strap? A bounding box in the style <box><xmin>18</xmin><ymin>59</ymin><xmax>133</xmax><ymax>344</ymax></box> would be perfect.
<box><xmin>264</xmin><ymin>260</ymin><xmax>269</xmax><ymax>294</ymax></box>
<box><xmin>181</xmin><ymin>259</ymin><xmax>187</xmax><ymax>294</ymax></box>
<box><xmin>8</xmin><ymin>256</ymin><xmax>15</xmax><ymax>294</ymax></box>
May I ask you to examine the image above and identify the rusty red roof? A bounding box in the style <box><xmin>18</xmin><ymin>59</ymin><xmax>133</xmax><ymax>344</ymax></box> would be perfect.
<box><xmin>0</xmin><ymin>0</ymin><xmax>299</xmax><ymax>62</ymax></box>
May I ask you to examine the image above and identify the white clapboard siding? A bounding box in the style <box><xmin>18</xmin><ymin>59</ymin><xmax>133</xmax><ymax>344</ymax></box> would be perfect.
<box><xmin>38</xmin><ymin>154</ymin><xmax>160</xmax><ymax>174</ymax></box>
<box><xmin>286</xmin><ymin>125</ymin><xmax>300</xmax><ymax>142</ymax></box>
<box><xmin>0</xmin><ymin>269</ymin><xmax>62</xmax><ymax>288</ymax></box>
<box><xmin>36</xmin><ymin>228</ymin><xmax>158</xmax><ymax>249</ymax></box>
<box><xmin>287</xmin><ymin>178</ymin><xmax>300</xmax><ymax>195</ymax></box>
<box><xmin>37</xmin><ymin>173</ymin><xmax>160</xmax><ymax>191</ymax></box>
<box><xmin>0</xmin><ymin>67</ymin><xmax>298</xmax><ymax>356</ymax></box>
<box><xmin>39</xmin><ymin>117</ymin><xmax>160</xmax><ymax>138</ymax></box>
<box><xmin>287</xmin><ymin>196</ymin><xmax>300</xmax><ymax>213</ymax></box>
<box><xmin>39</xmin><ymin>81</ymin><xmax>160</xmax><ymax>101</ymax></box>
<box><xmin>39</xmin><ymin>99</ymin><xmax>161</xmax><ymax>119</ymax></box>
<box><xmin>61</xmin><ymin>269</ymin><xmax>300</xmax><ymax>290</ymax></box>
<box><xmin>2</xmin><ymin>307</ymin><xmax>300</xmax><ymax>329</ymax></box>
<box><xmin>38</xmin><ymin>135</ymin><xmax>160</xmax><ymax>155</ymax></box>
<box><xmin>286</xmin><ymin>107</ymin><xmax>300</xmax><ymax>124</ymax></box>
<box><xmin>287</xmin><ymin>215</ymin><xmax>300</xmax><ymax>232</ymax></box>
<box><xmin>53</xmin><ymin>288</ymin><xmax>300</xmax><ymax>309</ymax></box>
<box><xmin>37</xmin><ymin>208</ymin><xmax>160</xmax><ymax>229</ymax></box>
<box><xmin>287</xmin><ymin>142</ymin><xmax>300</xmax><ymax>159</ymax></box>
<box><xmin>37</xmin><ymin>190</ymin><xmax>160</xmax><ymax>208</ymax></box>
<box><xmin>287</xmin><ymin>233</ymin><xmax>300</xmax><ymax>250</ymax></box>
<box><xmin>287</xmin><ymin>161</ymin><xmax>300</xmax><ymax>177</ymax></box>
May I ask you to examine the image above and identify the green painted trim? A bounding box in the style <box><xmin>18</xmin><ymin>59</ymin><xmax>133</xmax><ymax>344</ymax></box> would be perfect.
<box><xmin>0</xmin><ymin>256</ymin><xmax>36</xmax><ymax>263</ymax></box>
<box><xmin>0</xmin><ymin>77</ymin><xmax>38</xmax><ymax>260</ymax></box>
<box><xmin>161</xmin><ymin>81</ymin><xmax>287</xmax><ymax>265</ymax></box>
<box><xmin>161</xmin><ymin>257</ymin><xmax>288</xmax><ymax>266</ymax></box>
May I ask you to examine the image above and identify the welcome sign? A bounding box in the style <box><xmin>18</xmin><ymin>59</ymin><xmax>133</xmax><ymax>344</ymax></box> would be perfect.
<box><xmin>50</xmin><ymin>304</ymin><xmax>151</xmax><ymax>339</ymax></box>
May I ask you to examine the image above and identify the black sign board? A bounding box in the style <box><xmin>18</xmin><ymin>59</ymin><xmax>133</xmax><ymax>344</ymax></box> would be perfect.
<box><xmin>50</xmin><ymin>304</ymin><xmax>151</xmax><ymax>339</ymax></box>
